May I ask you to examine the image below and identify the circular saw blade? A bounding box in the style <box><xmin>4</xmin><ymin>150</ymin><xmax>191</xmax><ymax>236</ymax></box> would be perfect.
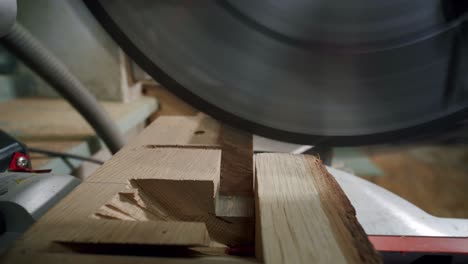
<box><xmin>85</xmin><ymin>0</ymin><xmax>468</xmax><ymax>145</ymax></box>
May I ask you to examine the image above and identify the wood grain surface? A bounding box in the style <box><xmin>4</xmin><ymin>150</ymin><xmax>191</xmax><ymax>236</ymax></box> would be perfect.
<box><xmin>126</xmin><ymin>114</ymin><xmax>221</xmax><ymax>148</ymax></box>
<box><xmin>54</xmin><ymin>220</ymin><xmax>211</xmax><ymax>246</ymax></box>
<box><xmin>142</xmin><ymin>83</ymin><xmax>198</xmax><ymax>120</ymax></box>
<box><xmin>1</xmin><ymin>253</ymin><xmax>259</xmax><ymax>264</ymax></box>
<box><xmin>0</xmin><ymin>97</ymin><xmax>156</xmax><ymax>140</ymax></box>
<box><xmin>255</xmin><ymin>153</ymin><xmax>381</xmax><ymax>264</ymax></box>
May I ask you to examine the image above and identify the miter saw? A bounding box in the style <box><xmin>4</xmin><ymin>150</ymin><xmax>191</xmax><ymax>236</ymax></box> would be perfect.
<box><xmin>3</xmin><ymin>0</ymin><xmax>468</xmax><ymax>262</ymax></box>
<box><xmin>83</xmin><ymin>1</ymin><xmax>468</xmax><ymax>262</ymax></box>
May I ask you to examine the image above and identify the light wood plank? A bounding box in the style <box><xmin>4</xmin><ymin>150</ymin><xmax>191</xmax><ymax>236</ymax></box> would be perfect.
<box><xmin>54</xmin><ymin>220</ymin><xmax>211</xmax><ymax>246</ymax></box>
<box><xmin>0</xmin><ymin>97</ymin><xmax>156</xmax><ymax>141</ymax></box>
<box><xmin>4</xmin><ymin>114</ymin><xmax>255</xmax><ymax>262</ymax></box>
<box><xmin>0</xmin><ymin>253</ymin><xmax>259</xmax><ymax>264</ymax></box>
<box><xmin>85</xmin><ymin>145</ymin><xmax>251</xmax><ymax>245</ymax></box>
<box><xmin>255</xmin><ymin>153</ymin><xmax>381</xmax><ymax>264</ymax></box>
<box><xmin>126</xmin><ymin>114</ymin><xmax>220</xmax><ymax>149</ymax></box>
<box><xmin>142</xmin><ymin>83</ymin><xmax>198</xmax><ymax>118</ymax></box>
<box><xmin>124</xmin><ymin>115</ymin><xmax>254</xmax><ymax>196</ymax></box>
<box><xmin>9</xmin><ymin>182</ymin><xmax>213</xmax><ymax>253</ymax></box>
<box><xmin>103</xmin><ymin>114</ymin><xmax>254</xmax><ymax>217</ymax></box>
<box><xmin>87</xmin><ymin>147</ymin><xmax>221</xmax><ymax>186</ymax></box>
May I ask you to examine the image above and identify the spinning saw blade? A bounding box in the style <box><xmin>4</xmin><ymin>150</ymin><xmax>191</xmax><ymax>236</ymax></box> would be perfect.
<box><xmin>84</xmin><ymin>0</ymin><xmax>468</xmax><ymax>145</ymax></box>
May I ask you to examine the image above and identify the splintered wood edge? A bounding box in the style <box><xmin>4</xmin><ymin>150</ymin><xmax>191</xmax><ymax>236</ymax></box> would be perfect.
<box><xmin>130</xmin><ymin>178</ymin><xmax>217</xmax><ymax>215</ymax></box>
<box><xmin>304</xmin><ymin>156</ymin><xmax>381</xmax><ymax>263</ymax></box>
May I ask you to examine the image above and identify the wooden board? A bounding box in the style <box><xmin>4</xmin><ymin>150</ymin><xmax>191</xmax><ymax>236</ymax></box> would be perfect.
<box><xmin>3</xmin><ymin>171</ymin><xmax>252</xmax><ymax>262</ymax></box>
<box><xmin>3</xmin><ymin>112</ymin><xmax>379</xmax><ymax>263</ymax></box>
<box><xmin>130</xmin><ymin>146</ymin><xmax>220</xmax><ymax>215</ymax></box>
<box><xmin>0</xmin><ymin>253</ymin><xmax>258</xmax><ymax>264</ymax></box>
<box><xmin>91</xmin><ymin>183</ymin><xmax>254</xmax><ymax>246</ymax></box>
<box><xmin>124</xmin><ymin>114</ymin><xmax>253</xmax><ymax>196</ymax></box>
<box><xmin>54</xmin><ymin>220</ymin><xmax>211</xmax><ymax>246</ymax></box>
<box><xmin>82</xmin><ymin>114</ymin><xmax>254</xmax><ymax>245</ymax></box>
<box><xmin>255</xmin><ymin>153</ymin><xmax>381</xmax><ymax>264</ymax></box>
<box><xmin>0</xmin><ymin>97</ymin><xmax>156</xmax><ymax>140</ymax></box>
<box><xmin>86</xmin><ymin>147</ymin><xmax>221</xmax><ymax>187</ymax></box>
<box><xmin>142</xmin><ymin>83</ymin><xmax>198</xmax><ymax>119</ymax></box>
<box><xmin>126</xmin><ymin>114</ymin><xmax>220</xmax><ymax>148</ymax></box>
<box><xmin>1</xmin><ymin>114</ymin><xmax>257</xmax><ymax>263</ymax></box>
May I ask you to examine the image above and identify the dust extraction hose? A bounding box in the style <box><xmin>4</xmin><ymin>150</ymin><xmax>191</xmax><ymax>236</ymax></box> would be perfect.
<box><xmin>1</xmin><ymin>23</ymin><xmax>125</xmax><ymax>154</ymax></box>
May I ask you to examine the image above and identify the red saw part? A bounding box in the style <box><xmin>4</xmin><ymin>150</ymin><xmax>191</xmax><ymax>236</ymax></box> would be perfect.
<box><xmin>9</xmin><ymin>152</ymin><xmax>51</xmax><ymax>173</ymax></box>
<box><xmin>369</xmin><ymin>235</ymin><xmax>468</xmax><ymax>255</ymax></box>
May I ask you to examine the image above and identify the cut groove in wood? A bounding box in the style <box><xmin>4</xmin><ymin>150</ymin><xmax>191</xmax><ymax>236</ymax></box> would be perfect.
<box><xmin>218</xmin><ymin>125</ymin><xmax>253</xmax><ymax>196</ymax></box>
<box><xmin>4</xmin><ymin>113</ymin><xmax>259</xmax><ymax>262</ymax></box>
<box><xmin>123</xmin><ymin>115</ymin><xmax>253</xmax><ymax>197</ymax></box>
<box><xmin>131</xmin><ymin>179</ymin><xmax>218</xmax><ymax>216</ymax></box>
<box><xmin>255</xmin><ymin>153</ymin><xmax>381</xmax><ymax>264</ymax></box>
<box><xmin>92</xmin><ymin>185</ymin><xmax>254</xmax><ymax>246</ymax></box>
